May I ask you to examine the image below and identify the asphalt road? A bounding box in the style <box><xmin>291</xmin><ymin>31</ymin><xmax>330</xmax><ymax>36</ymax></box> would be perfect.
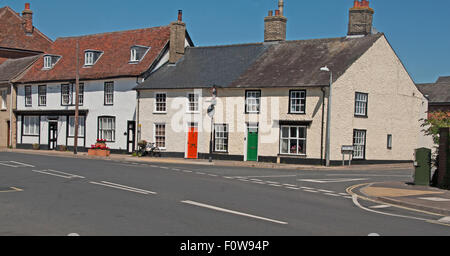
<box><xmin>0</xmin><ymin>152</ymin><xmax>449</xmax><ymax>236</ymax></box>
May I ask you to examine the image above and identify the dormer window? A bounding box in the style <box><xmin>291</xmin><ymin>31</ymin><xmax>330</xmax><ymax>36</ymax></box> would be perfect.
<box><xmin>84</xmin><ymin>50</ymin><xmax>103</xmax><ymax>66</ymax></box>
<box><xmin>43</xmin><ymin>55</ymin><xmax>61</xmax><ymax>70</ymax></box>
<box><xmin>130</xmin><ymin>45</ymin><xmax>150</xmax><ymax>63</ymax></box>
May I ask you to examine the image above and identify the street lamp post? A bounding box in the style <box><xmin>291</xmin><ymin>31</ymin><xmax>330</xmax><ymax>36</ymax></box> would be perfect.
<box><xmin>320</xmin><ymin>66</ymin><xmax>332</xmax><ymax>167</ymax></box>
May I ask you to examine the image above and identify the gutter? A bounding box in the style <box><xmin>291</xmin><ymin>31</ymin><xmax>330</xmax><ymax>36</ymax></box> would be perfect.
<box><xmin>9</xmin><ymin>82</ymin><xmax>13</xmax><ymax>148</ymax></box>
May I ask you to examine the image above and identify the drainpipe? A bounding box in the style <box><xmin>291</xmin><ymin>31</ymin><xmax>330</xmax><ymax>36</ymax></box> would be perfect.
<box><xmin>320</xmin><ymin>87</ymin><xmax>326</xmax><ymax>165</ymax></box>
<box><xmin>135</xmin><ymin>77</ymin><xmax>140</xmax><ymax>152</ymax></box>
<box><xmin>9</xmin><ymin>82</ymin><xmax>14</xmax><ymax>148</ymax></box>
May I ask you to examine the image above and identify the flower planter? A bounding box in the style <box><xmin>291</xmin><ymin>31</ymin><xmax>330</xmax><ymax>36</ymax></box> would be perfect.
<box><xmin>88</xmin><ymin>149</ymin><xmax>110</xmax><ymax>157</ymax></box>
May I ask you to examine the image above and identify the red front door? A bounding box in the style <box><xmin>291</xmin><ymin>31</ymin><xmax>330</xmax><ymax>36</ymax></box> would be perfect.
<box><xmin>187</xmin><ymin>126</ymin><xmax>198</xmax><ymax>159</ymax></box>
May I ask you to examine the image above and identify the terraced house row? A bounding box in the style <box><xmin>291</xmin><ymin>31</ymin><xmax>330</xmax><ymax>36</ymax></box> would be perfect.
<box><xmin>0</xmin><ymin>1</ymin><xmax>434</xmax><ymax>165</ymax></box>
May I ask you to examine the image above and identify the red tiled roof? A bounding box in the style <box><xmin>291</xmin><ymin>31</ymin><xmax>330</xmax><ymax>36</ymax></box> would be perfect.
<box><xmin>0</xmin><ymin>6</ymin><xmax>52</xmax><ymax>52</ymax></box>
<box><xmin>19</xmin><ymin>26</ymin><xmax>171</xmax><ymax>83</ymax></box>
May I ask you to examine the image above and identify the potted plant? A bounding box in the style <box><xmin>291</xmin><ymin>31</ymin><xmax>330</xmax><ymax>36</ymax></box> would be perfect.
<box><xmin>88</xmin><ymin>139</ymin><xmax>111</xmax><ymax>157</ymax></box>
<box><xmin>32</xmin><ymin>143</ymin><xmax>40</xmax><ymax>150</ymax></box>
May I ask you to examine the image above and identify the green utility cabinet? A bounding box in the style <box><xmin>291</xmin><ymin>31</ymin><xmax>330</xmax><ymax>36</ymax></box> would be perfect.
<box><xmin>414</xmin><ymin>148</ymin><xmax>432</xmax><ymax>186</ymax></box>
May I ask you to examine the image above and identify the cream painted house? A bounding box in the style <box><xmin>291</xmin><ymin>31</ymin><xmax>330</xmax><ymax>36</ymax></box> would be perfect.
<box><xmin>135</xmin><ymin>1</ymin><xmax>432</xmax><ymax>165</ymax></box>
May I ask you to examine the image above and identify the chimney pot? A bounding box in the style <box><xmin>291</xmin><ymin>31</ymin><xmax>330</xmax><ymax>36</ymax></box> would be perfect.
<box><xmin>275</xmin><ymin>10</ymin><xmax>280</xmax><ymax>16</ymax></box>
<box><xmin>178</xmin><ymin>10</ymin><xmax>183</xmax><ymax>22</ymax></box>
<box><xmin>25</xmin><ymin>3</ymin><xmax>30</xmax><ymax>10</ymax></box>
<box><xmin>268</xmin><ymin>10</ymin><xmax>273</xmax><ymax>17</ymax></box>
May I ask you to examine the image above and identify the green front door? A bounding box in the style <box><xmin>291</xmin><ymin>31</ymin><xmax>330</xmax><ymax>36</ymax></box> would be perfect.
<box><xmin>247</xmin><ymin>128</ymin><xmax>258</xmax><ymax>162</ymax></box>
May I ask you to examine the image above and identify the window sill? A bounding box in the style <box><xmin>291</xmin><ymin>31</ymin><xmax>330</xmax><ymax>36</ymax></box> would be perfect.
<box><xmin>288</xmin><ymin>112</ymin><xmax>306</xmax><ymax>115</ymax></box>
<box><xmin>354</xmin><ymin>115</ymin><xmax>368</xmax><ymax>119</ymax></box>
<box><xmin>0</xmin><ymin>109</ymin><xmax>7</xmax><ymax>111</ymax></box>
<box><xmin>278</xmin><ymin>154</ymin><xmax>307</xmax><ymax>158</ymax></box>
<box><xmin>187</xmin><ymin>111</ymin><xmax>200</xmax><ymax>114</ymax></box>
<box><xmin>153</xmin><ymin>112</ymin><xmax>167</xmax><ymax>115</ymax></box>
<box><xmin>213</xmin><ymin>151</ymin><xmax>229</xmax><ymax>154</ymax></box>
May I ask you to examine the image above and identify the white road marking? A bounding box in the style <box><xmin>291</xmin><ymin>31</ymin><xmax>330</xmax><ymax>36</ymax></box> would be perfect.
<box><xmin>160</xmin><ymin>167</ymin><xmax>169</xmax><ymax>169</ymax></box>
<box><xmin>0</xmin><ymin>162</ymin><xmax>19</xmax><ymax>167</ymax></box>
<box><xmin>318</xmin><ymin>189</ymin><xmax>335</xmax><ymax>193</ymax></box>
<box><xmin>181</xmin><ymin>200</ymin><xmax>288</xmax><ymax>225</ymax></box>
<box><xmin>418</xmin><ymin>197</ymin><xmax>450</xmax><ymax>202</ymax></box>
<box><xmin>298</xmin><ymin>178</ymin><xmax>369</xmax><ymax>183</ymax></box>
<box><xmin>327</xmin><ymin>174</ymin><xmax>410</xmax><ymax>177</ymax></box>
<box><xmin>339</xmin><ymin>193</ymin><xmax>350</xmax><ymax>196</ymax></box>
<box><xmin>9</xmin><ymin>161</ymin><xmax>35</xmax><ymax>167</ymax></box>
<box><xmin>208</xmin><ymin>174</ymin><xmax>218</xmax><ymax>177</ymax></box>
<box><xmin>301</xmin><ymin>187</ymin><xmax>315</xmax><ymax>190</ymax></box>
<box><xmin>150</xmin><ymin>165</ymin><xmax>159</xmax><ymax>168</ymax></box>
<box><xmin>368</xmin><ymin>233</ymin><xmax>381</xmax><ymax>236</ymax></box>
<box><xmin>0</xmin><ymin>161</ymin><xmax>35</xmax><ymax>168</ymax></box>
<box><xmin>90</xmin><ymin>181</ymin><xmax>156</xmax><ymax>195</ymax></box>
<box><xmin>196</xmin><ymin>172</ymin><xmax>206</xmax><ymax>175</ymax></box>
<box><xmin>283</xmin><ymin>184</ymin><xmax>297</xmax><ymax>187</ymax></box>
<box><xmin>438</xmin><ymin>217</ymin><xmax>450</xmax><ymax>224</ymax></box>
<box><xmin>286</xmin><ymin>187</ymin><xmax>300</xmax><ymax>190</ymax></box>
<box><xmin>324</xmin><ymin>193</ymin><xmax>341</xmax><ymax>197</ymax></box>
<box><xmin>237</xmin><ymin>175</ymin><xmax>297</xmax><ymax>178</ymax></box>
<box><xmin>352</xmin><ymin>195</ymin><xmax>431</xmax><ymax>221</ymax></box>
<box><xmin>67</xmin><ymin>233</ymin><xmax>80</xmax><ymax>236</ymax></box>
<box><xmin>265</xmin><ymin>181</ymin><xmax>280</xmax><ymax>184</ymax></box>
<box><xmin>303</xmin><ymin>190</ymin><xmax>319</xmax><ymax>193</ymax></box>
<box><xmin>369</xmin><ymin>205</ymin><xmax>392</xmax><ymax>209</ymax></box>
<box><xmin>251</xmin><ymin>181</ymin><xmax>266</xmax><ymax>184</ymax></box>
<box><xmin>268</xmin><ymin>184</ymin><xmax>283</xmax><ymax>187</ymax></box>
<box><xmin>32</xmin><ymin>170</ymin><xmax>85</xmax><ymax>179</ymax></box>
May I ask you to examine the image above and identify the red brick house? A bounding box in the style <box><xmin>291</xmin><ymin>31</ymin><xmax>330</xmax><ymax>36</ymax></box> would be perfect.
<box><xmin>0</xmin><ymin>3</ymin><xmax>52</xmax><ymax>148</ymax></box>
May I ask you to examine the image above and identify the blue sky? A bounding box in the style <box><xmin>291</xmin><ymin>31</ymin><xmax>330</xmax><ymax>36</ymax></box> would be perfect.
<box><xmin>2</xmin><ymin>0</ymin><xmax>449</xmax><ymax>83</ymax></box>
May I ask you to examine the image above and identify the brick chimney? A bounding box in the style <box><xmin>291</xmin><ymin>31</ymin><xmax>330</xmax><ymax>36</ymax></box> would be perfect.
<box><xmin>22</xmin><ymin>3</ymin><xmax>34</xmax><ymax>35</ymax></box>
<box><xmin>348</xmin><ymin>0</ymin><xmax>374</xmax><ymax>36</ymax></box>
<box><xmin>169</xmin><ymin>10</ymin><xmax>186</xmax><ymax>64</ymax></box>
<box><xmin>264</xmin><ymin>0</ymin><xmax>287</xmax><ymax>42</ymax></box>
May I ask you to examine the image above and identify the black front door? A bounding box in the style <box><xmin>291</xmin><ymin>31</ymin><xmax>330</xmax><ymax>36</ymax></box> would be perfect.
<box><xmin>48</xmin><ymin>122</ymin><xmax>58</xmax><ymax>150</ymax></box>
<box><xmin>126</xmin><ymin>121</ymin><xmax>136</xmax><ymax>153</ymax></box>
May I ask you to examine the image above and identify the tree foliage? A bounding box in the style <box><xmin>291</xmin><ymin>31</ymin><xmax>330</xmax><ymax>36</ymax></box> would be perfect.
<box><xmin>420</xmin><ymin>111</ymin><xmax>450</xmax><ymax>145</ymax></box>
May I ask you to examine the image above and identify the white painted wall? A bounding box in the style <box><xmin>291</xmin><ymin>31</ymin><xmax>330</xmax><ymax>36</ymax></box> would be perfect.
<box><xmin>16</xmin><ymin>77</ymin><xmax>137</xmax><ymax>150</ymax></box>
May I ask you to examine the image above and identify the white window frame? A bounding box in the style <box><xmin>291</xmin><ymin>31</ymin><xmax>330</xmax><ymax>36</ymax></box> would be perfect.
<box><xmin>77</xmin><ymin>83</ymin><xmax>84</xmax><ymax>106</ymax></box>
<box><xmin>353</xmin><ymin>130</ymin><xmax>366</xmax><ymax>160</ymax></box>
<box><xmin>130</xmin><ymin>48</ymin><xmax>138</xmax><ymax>62</ymax></box>
<box><xmin>23</xmin><ymin>116</ymin><xmax>39</xmax><ymax>136</ymax></box>
<box><xmin>289</xmin><ymin>90</ymin><xmax>306</xmax><ymax>114</ymax></box>
<box><xmin>104</xmin><ymin>82</ymin><xmax>114</xmax><ymax>105</ymax></box>
<box><xmin>154</xmin><ymin>92</ymin><xmax>167</xmax><ymax>113</ymax></box>
<box><xmin>38</xmin><ymin>85</ymin><xmax>46</xmax><ymax>106</ymax></box>
<box><xmin>355</xmin><ymin>92</ymin><xmax>368</xmax><ymax>117</ymax></box>
<box><xmin>187</xmin><ymin>93</ymin><xmax>200</xmax><ymax>113</ymax></box>
<box><xmin>43</xmin><ymin>56</ymin><xmax>52</xmax><ymax>69</ymax></box>
<box><xmin>154</xmin><ymin>123</ymin><xmax>166</xmax><ymax>149</ymax></box>
<box><xmin>61</xmin><ymin>84</ymin><xmax>72</xmax><ymax>106</ymax></box>
<box><xmin>98</xmin><ymin>116</ymin><xmax>115</xmax><ymax>142</ymax></box>
<box><xmin>245</xmin><ymin>90</ymin><xmax>261</xmax><ymax>113</ymax></box>
<box><xmin>25</xmin><ymin>85</ymin><xmax>32</xmax><ymax>107</ymax></box>
<box><xmin>68</xmin><ymin>116</ymin><xmax>85</xmax><ymax>137</ymax></box>
<box><xmin>85</xmin><ymin>51</ymin><xmax>94</xmax><ymax>66</ymax></box>
<box><xmin>214</xmin><ymin>124</ymin><xmax>229</xmax><ymax>153</ymax></box>
<box><xmin>1</xmin><ymin>89</ymin><xmax>7</xmax><ymax>110</ymax></box>
<box><xmin>280</xmin><ymin>126</ymin><xmax>307</xmax><ymax>155</ymax></box>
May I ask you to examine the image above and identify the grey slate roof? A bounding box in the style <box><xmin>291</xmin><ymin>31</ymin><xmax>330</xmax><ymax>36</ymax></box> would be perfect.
<box><xmin>0</xmin><ymin>55</ymin><xmax>40</xmax><ymax>83</ymax></box>
<box><xmin>416</xmin><ymin>76</ymin><xmax>450</xmax><ymax>103</ymax></box>
<box><xmin>136</xmin><ymin>33</ymin><xmax>383</xmax><ymax>90</ymax></box>
<box><xmin>136</xmin><ymin>43</ymin><xmax>269</xmax><ymax>89</ymax></box>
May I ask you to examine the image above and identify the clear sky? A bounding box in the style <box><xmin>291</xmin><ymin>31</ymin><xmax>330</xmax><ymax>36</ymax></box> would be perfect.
<box><xmin>2</xmin><ymin>0</ymin><xmax>449</xmax><ymax>83</ymax></box>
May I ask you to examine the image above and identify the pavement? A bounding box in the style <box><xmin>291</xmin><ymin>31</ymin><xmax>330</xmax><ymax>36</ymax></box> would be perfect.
<box><xmin>348</xmin><ymin>181</ymin><xmax>450</xmax><ymax>218</ymax></box>
<box><xmin>0</xmin><ymin>148</ymin><xmax>412</xmax><ymax>171</ymax></box>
